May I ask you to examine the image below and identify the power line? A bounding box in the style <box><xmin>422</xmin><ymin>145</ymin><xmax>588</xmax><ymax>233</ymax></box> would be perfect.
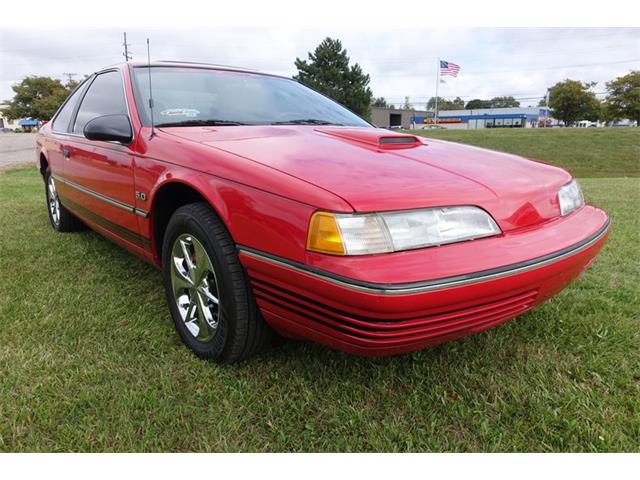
<box><xmin>383</xmin><ymin>92</ymin><xmax>609</xmax><ymax>102</ymax></box>
<box><xmin>1</xmin><ymin>27</ymin><xmax>635</xmax><ymax>56</ymax></box>
<box><xmin>361</xmin><ymin>45</ymin><xmax>635</xmax><ymax>66</ymax></box>
<box><xmin>372</xmin><ymin>58</ymin><xmax>640</xmax><ymax>78</ymax></box>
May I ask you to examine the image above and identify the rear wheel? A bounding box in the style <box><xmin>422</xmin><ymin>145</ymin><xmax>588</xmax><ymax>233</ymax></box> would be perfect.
<box><xmin>44</xmin><ymin>169</ymin><xmax>84</xmax><ymax>232</ymax></box>
<box><xmin>162</xmin><ymin>202</ymin><xmax>271</xmax><ymax>364</ymax></box>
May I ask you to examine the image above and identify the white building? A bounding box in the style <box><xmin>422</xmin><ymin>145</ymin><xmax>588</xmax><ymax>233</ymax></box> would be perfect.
<box><xmin>0</xmin><ymin>103</ymin><xmax>20</xmax><ymax>130</ymax></box>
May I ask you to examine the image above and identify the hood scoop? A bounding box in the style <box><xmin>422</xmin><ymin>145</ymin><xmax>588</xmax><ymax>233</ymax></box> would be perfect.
<box><xmin>316</xmin><ymin>128</ymin><xmax>424</xmax><ymax>150</ymax></box>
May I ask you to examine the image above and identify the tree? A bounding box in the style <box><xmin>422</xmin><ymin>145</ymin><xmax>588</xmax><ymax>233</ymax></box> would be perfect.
<box><xmin>294</xmin><ymin>37</ymin><xmax>373</xmax><ymax>119</ymax></box>
<box><xmin>427</xmin><ymin>96</ymin><xmax>464</xmax><ymax>111</ymax></box>
<box><xmin>3</xmin><ymin>76</ymin><xmax>73</xmax><ymax>121</ymax></box>
<box><xmin>490</xmin><ymin>96</ymin><xmax>520</xmax><ymax>108</ymax></box>
<box><xmin>465</xmin><ymin>98</ymin><xmax>492</xmax><ymax>109</ymax></box>
<box><xmin>449</xmin><ymin>97</ymin><xmax>465</xmax><ymax>110</ymax></box>
<box><xmin>372</xmin><ymin>97</ymin><xmax>388</xmax><ymax>108</ymax></box>
<box><xmin>65</xmin><ymin>78</ymin><xmax>81</xmax><ymax>92</ymax></box>
<box><xmin>465</xmin><ymin>97</ymin><xmax>520</xmax><ymax>110</ymax></box>
<box><xmin>403</xmin><ymin>96</ymin><xmax>413</xmax><ymax>110</ymax></box>
<box><xmin>604</xmin><ymin>70</ymin><xmax>640</xmax><ymax>125</ymax></box>
<box><xmin>548</xmin><ymin>79</ymin><xmax>601</xmax><ymax>126</ymax></box>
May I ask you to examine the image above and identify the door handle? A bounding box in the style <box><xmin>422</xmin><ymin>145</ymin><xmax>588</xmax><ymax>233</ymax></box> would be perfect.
<box><xmin>63</xmin><ymin>148</ymin><xmax>70</xmax><ymax>158</ymax></box>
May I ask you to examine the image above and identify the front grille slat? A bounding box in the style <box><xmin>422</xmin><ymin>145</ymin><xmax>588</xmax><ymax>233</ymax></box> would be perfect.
<box><xmin>256</xmin><ymin>294</ymin><xmax>530</xmax><ymax>341</ymax></box>
<box><xmin>250</xmin><ymin>277</ymin><xmax>538</xmax><ymax>344</ymax></box>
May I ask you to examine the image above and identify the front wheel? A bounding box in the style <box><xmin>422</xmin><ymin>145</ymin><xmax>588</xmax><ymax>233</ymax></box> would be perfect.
<box><xmin>161</xmin><ymin>202</ymin><xmax>271</xmax><ymax>364</ymax></box>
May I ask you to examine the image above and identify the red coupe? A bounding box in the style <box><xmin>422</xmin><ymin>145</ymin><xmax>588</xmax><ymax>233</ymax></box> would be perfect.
<box><xmin>36</xmin><ymin>62</ymin><xmax>610</xmax><ymax>363</ymax></box>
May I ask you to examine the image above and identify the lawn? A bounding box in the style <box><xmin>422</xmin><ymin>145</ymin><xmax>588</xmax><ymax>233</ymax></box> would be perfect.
<box><xmin>0</xmin><ymin>132</ymin><xmax>639</xmax><ymax>451</ymax></box>
<box><xmin>412</xmin><ymin>127</ymin><xmax>640</xmax><ymax>178</ymax></box>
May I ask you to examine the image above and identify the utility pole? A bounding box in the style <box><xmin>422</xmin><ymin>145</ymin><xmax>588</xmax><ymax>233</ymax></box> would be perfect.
<box><xmin>122</xmin><ymin>32</ymin><xmax>132</xmax><ymax>62</ymax></box>
<box><xmin>61</xmin><ymin>72</ymin><xmax>77</xmax><ymax>85</ymax></box>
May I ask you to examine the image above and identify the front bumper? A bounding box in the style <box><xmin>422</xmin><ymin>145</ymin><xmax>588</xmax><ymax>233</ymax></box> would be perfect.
<box><xmin>238</xmin><ymin>205</ymin><xmax>610</xmax><ymax>356</ymax></box>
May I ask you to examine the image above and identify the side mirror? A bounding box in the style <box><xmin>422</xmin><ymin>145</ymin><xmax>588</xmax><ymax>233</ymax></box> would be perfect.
<box><xmin>83</xmin><ymin>114</ymin><xmax>133</xmax><ymax>144</ymax></box>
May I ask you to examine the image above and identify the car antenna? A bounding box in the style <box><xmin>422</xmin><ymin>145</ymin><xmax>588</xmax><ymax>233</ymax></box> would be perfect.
<box><xmin>147</xmin><ymin>38</ymin><xmax>155</xmax><ymax>140</ymax></box>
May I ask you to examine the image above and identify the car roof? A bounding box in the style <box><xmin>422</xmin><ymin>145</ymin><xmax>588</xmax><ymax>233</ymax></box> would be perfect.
<box><xmin>98</xmin><ymin>61</ymin><xmax>288</xmax><ymax>80</ymax></box>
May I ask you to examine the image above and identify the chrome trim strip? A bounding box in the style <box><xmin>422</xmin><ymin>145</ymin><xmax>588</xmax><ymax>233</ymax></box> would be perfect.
<box><xmin>238</xmin><ymin>219</ymin><xmax>610</xmax><ymax>295</ymax></box>
<box><xmin>58</xmin><ymin>192</ymin><xmax>151</xmax><ymax>250</ymax></box>
<box><xmin>52</xmin><ymin>173</ymin><xmax>148</xmax><ymax>217</ymax></box>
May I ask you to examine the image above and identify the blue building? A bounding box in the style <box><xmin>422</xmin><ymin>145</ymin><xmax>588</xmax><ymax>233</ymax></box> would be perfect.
<box><xmin>420</xmin><ymin>107</ymin><xmax>550</xmax><ymax>129</ymax></box>
<box><xmin>372</xmin><ymin>107</ymin><xmax>552</xmax><ymax>130</ymax></box>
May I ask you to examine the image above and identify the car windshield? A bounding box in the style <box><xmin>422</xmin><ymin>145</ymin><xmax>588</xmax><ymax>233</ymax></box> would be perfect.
<box><xmin>132</xmin><ymin>66</ymin><xmax>370</xmax><ymax>128</ymax></box>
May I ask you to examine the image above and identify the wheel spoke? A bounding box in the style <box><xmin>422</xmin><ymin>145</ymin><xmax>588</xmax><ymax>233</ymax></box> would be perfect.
<box><xmin>200</xmin><ymin>284</ymin><xmax>219</xmax><ymax>305</ymax></box>
<box><xmin>179</xmin><ymin>238</ymin><xmax>197</xmax><ymax>282</ymax></box>
<box><xmin>191</xmin><ymin>239</ymin><xmax>213</xmax><ymax>285</ymax></box>
<box><xmin>195</xmin><ymin>291</ymin><xmax>215</xmax><ymax>340</ymax></box>
<box><xmin>172</xmin><ymin>252</ymin><xmax>193</xmax><ymax>283</ymax></box>
<box><xmin>178</xmin><ymin>293</ymin><xmax>200</xmax><ymax>337</ymax></box>
<box><xmin>186</xmin><ymin>297</ymin><xmax>198</xmax><ymax>322</ymax></box>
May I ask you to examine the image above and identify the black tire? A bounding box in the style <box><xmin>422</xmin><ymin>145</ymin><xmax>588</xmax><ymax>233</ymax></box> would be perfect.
<box><xmin>44</xmin><ymin>168</ymin><xmax>85</xmax><ymax>232</ymax></box>
<box><xmin>161</xmin><ymin>202</ymin><xmax>271</xmax><ymax>364</ymax></box>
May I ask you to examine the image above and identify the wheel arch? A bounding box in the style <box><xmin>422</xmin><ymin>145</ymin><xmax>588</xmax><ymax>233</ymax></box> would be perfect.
<box><xmin>148</xmin><ymin>179</ymin><xmax>231</xmax><ymax>264</ymax></box>
<box><xmin>38</xmin><ymin>151</ymin><xmax>49</xmax><ymax>178</ymax></box>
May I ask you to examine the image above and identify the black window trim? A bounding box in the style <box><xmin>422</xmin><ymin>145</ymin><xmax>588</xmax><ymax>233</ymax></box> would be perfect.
<box><xmin>52</xmin><ymin>68</ymin><xmax>135</xmax><ymax>144</ymax></box>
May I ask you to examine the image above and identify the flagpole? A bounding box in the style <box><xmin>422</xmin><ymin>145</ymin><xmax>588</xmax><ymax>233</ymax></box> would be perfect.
<box><xmin>435</xmin><ymin>57</ymin><xmax>440</xmax><ymax>125</ymax></box>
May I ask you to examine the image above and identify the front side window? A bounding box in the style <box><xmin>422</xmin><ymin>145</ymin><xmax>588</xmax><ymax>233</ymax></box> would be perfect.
<box><xmin>132</xmin><ymin>67</ymin><xmax>370</xmax><ymax>128</ymax></box>
<box><xmin>73</xmin><ymin>71</ymin><xmax>127</xmax><ymax>134</ymax></box>
<box><xmin>51</xmin><ymin>80</ymin><xmax>89</xmax><ymax>132</ymax></box>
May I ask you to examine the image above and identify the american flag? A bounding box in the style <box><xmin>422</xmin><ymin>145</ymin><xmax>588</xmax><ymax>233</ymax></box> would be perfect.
<box><xmin>440</xmin><ymin>60</ymin><xmax>460</xmax><ymax>77</ymax></box>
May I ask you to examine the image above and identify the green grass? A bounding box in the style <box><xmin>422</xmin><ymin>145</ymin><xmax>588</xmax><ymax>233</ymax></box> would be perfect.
<box><xmin>1</xmin><ymin>165</ymin><xmax>639</xmax><ymax>451</ymax></box>
<box><xmin>412</xmin><ymin>127</ymin><xmax>640</xmax><ymax>178</ymax></box>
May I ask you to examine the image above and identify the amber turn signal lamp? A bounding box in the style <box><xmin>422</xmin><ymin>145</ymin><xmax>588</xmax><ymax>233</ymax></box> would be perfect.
<box><xmin>306</xmin><ymin>212</ymin><xmax>346</xmax><ymax>255</ymax></box>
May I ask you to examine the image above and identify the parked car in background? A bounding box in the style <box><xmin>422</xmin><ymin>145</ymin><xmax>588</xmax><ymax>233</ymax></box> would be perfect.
<box><xmin>421</xmin><ymin>124</ymin><xmax>446</xmax><ymax>130</ymax></box>
<box><xmin>576</xmin><ymin>120</ymin><xmax>598</xmax><ymax>128</ymax></box>
<box><xmin>36</xmin><ymin>62</ymin><xmax>610</xmax><ymax>363</ymax></box>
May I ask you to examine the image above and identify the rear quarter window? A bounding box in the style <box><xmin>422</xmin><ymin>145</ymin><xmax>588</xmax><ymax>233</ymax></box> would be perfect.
<box><xmin>51</xmin><ymin>80</ymin><xmax>89</xmax><ymax>133</ymax></box>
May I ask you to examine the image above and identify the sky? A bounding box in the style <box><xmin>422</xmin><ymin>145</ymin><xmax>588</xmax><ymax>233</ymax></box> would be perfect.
<box><xmin>1</xmin><ymin>27</ymin><xmax>638</xmax><ymax>108</ymax></box>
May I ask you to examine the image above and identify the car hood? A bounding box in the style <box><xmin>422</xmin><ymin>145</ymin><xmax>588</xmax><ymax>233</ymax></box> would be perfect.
<box><xmin>163</xmin><ymin>126</ymin><xmax>572</xmax><ymax>231</ymax></box>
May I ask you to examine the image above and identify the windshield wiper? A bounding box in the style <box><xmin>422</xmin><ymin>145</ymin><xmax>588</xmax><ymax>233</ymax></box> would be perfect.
<box><xmin>155</xmin><ymin>119</ymin><xmax>246</xmax><ymax>127</ymax></box>
<box><xmin>271</xmin><ymin>118</ymin><xmax>343</xmax><ymax>126</ymax></box>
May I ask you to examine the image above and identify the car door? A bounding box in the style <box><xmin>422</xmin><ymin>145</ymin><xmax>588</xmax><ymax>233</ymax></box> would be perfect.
<box><xmin>60</xmin><ymin>69</ymin><xmax>146</xmax><ymax>250</ymax></box>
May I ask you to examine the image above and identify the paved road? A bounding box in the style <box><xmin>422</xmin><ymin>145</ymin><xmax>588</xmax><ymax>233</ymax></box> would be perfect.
<box><xmin>0</xmin><ymin>133</ymin><xmax>37</xmax><ymax>170</ymax></box>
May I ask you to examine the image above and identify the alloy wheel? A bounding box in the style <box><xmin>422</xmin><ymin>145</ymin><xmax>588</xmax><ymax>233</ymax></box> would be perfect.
<box><xmin>170</xmin><ymin>233</ymin><xmax>221</xmax><ymax>342</ymax></box>
<box><xmin>47</xmin><ymin>176</ymin><xmax>61</xmax><ymax>226</ymax></box>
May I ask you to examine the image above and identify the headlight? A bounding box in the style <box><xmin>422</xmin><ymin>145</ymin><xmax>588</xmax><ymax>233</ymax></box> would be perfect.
<box><xmin>558</xmin><ymin>179</ymin><xmax>584</xmax><ymax>216</ymax></box>
<box><xmin>307</xmin><ymin>206</ymin><xmax>501</xmax><ymax>256</ymax></box>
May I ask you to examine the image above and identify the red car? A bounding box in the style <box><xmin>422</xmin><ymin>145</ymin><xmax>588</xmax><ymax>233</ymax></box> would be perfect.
<box><xmin>36</xmin><ymin>62</ymin><xmax>610</xmax><ymax>363</ymax></box>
